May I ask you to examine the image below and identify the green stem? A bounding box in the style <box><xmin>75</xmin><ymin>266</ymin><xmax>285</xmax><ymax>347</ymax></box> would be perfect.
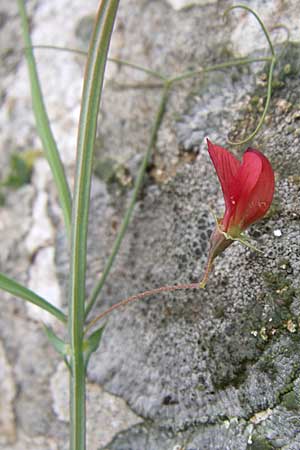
<box><xmin>222</xmin><ymin>4</ymin><xmax>277</xmax><ymax>146</ymax></box>
<box><xmin>109</xmin><ymin>56</ymin><xmax>167</xmax><ymax>80</ymax></box>
<box><xmin>68</xmin><ymin>1</ymin><xmax>119</xmax><ymax>449</ymax></box>
<box><xmin>17</xmin><ymin>1</ymin><xmax>72</xmax><ymax>237</ymax></box>
<box><xmin>224</xmin><ymin>4</ymin><xmax>275</xmax><ymax>57</ymax></box>
<box><xmin>31</xmin><ymin>44</ymin><xmax>167</xmax><ymax>80</ymax></box>
<box><xmin>69</xmin><ymin>352</ymin><xmax>85</xmax><ymax>450</ymax></box>
<box><xmin>168</xmin><ymin>56</ymin><xmax>272</xmax><ymax>84</ymax></box>
<box><xmin>85</xmin><ymin>85</ymin><xmax>170</xmax><ymax>319</ymax></box>
<box><xmin>0</xmin><ymin>272</ymin><xmax>67</xmax><ymax>323</ymax></box>
<box><xmin>227</xmin><ymin>56</ymin><xmax>276</xmax><ymax>145</ymax></box>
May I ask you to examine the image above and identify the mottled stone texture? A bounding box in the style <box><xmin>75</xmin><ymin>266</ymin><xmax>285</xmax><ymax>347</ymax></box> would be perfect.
<box><xmin>1</xmin><ymin>0</ymin><xmax>300</xmax><ymax>449</ymax></box>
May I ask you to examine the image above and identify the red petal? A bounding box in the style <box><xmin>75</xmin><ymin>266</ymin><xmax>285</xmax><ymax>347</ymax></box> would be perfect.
<box><xmin>236</xmin><ymin>149</ymin><xmax>274</xmax><ymax>229</ymax></box>
<box><xmin>233</xmin><ymin>150</ymin><xmax>262</xmax><ymax>205</ymax></box>
<box><xmin>206</xmin><ymin>139</ymin><xmax>241</xmax><ymax>214</ymax></box>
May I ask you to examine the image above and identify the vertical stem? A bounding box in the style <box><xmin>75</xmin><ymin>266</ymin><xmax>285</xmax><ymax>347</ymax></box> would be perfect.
<box><xmin>68</xmin><ymin>1</ymin><xmax>119</xmax><ymax>449</ymax></box>
<box><xmin>69</xmin><ymin>351</ymin><xmax>85</xmax><ymax>450</ymax></box>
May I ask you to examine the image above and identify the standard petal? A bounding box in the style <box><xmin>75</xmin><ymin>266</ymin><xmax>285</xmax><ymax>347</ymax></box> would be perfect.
<box><xmin>207</xmin><ymin>139</ymin><xmax>241</xmax><ymax>211</ymax></box>
<box><xmin>238</xmin><ymin>149</ymin><xmax>274</xmax><ymax>229</ymax></box>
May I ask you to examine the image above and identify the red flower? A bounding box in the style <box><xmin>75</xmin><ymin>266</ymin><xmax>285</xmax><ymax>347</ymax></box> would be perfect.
<box><xmin>200</xmin><ymin>139</ymin><xmax>275</xmax><ymax>287</ymax></box>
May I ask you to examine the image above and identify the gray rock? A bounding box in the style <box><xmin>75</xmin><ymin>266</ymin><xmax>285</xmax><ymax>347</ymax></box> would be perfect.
<box><xmin>0</xmin><ymin>340</ymin><xmax>16</xmax><ymax>445</ymax></box>
<box><xmin>50</xmin><ymin>363</ymin><xmax>143</xmax><ymax>449</ymax></box>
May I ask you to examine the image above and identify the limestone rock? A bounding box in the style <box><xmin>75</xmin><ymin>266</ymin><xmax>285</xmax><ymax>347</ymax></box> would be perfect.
<box><xmin>165</xmin><ymin>0</ymin><xmax>217</xmax><ymax>12</ymax></box>
<box><xmin>0</xmin><ymin>340</ymin><xmax>16</xmax><ymax>445</ymax></box>
<box><xmin>51</xmin><ymin>363</ymin><xmax>143</xmax><ymax>449</ymax></box>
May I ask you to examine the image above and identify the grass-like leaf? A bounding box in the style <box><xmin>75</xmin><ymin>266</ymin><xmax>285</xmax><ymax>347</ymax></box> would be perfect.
<box><xmin>17</xmin><ymin>0</ymin><xmax>72</xmax><ymax>236</ymax></box>
<box><xmin>83</xmin><ymin>324</ymin><xmax>106</xmax><ymax>369</ymax></box>
<box><xmin>0</xmin><ymin>272</ymin><xmax>66</xmax><ymax>323</ymax></box>
<box><xmin>44</xmin><ymin>325</ymin><xmax>69</xmax><ymax>356</ymax></box>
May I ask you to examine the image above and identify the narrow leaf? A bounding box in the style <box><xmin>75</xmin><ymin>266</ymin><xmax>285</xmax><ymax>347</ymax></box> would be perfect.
<box><xmin>44</xmin><ymin>325</ymin><xmax>68</xmax><ymax>357</ymax></box>
<box><xmin>17</xmin><ymin>0</ymin><xmax>72</xmax><ymax>236</ymax></box>
<box><xmin>84</xmin><ymin>324</ymin><xmax>106</xmax><ymax>369</ymax></box>
<box><xmin>0</xmin><ymin>272</ymin><xmax>67</xmax><ymax>323</ymax></box>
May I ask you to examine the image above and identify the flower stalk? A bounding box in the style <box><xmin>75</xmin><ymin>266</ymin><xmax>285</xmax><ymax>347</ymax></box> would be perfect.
<box><xmin>85</xmin><ymin>283</ymin><xmax>200</xmax><ymax>334</ymax></box>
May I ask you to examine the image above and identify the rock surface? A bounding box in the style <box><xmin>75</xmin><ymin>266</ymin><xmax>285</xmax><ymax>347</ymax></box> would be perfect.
<box><xmin>0</xmin><ymin>0</ymin><xmax>300</xmax><ymax>449</ymax></box>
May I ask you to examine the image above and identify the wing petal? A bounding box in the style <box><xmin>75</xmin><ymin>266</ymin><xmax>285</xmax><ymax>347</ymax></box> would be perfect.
<box><xmin>206</xmin><ymin>139</ymin><xmax>241</xmax><ymax>211</ymax></box>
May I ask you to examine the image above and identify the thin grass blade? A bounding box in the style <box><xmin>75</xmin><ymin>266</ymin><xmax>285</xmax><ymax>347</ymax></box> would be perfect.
<box><xmin>17</xmin><ymin>0</ymin><xmax>72</xmax><ymax>236</ymax></box>
<box><xmin>0</xmin><ymin>272</ymin><xmax>66</xmax><ymax>323</ymax></box>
